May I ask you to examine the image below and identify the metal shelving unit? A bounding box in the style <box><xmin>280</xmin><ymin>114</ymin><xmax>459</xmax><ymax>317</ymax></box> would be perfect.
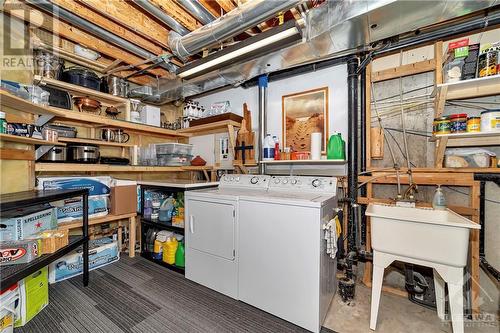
<box><xmin>0</xmin><ymin>189</ymin><xmax>90</xmax><ymax>288</ymax></box>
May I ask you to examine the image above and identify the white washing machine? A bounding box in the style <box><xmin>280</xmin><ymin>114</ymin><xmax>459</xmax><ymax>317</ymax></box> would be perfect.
<box><xmin>184</xmin><ymin>174</ymin><xmax>271</xmax><ymax>298</ymax></box>
<box><xmin>238</xmin><ymin>175</ymin><xmax>338</xmax><ymax>333</ymax></box>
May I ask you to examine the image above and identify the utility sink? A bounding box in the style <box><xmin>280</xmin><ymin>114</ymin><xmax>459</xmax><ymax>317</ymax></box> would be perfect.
<box><xmin>365</xmin><ymin>204</ymin><xmax>480</xmax><ymax>268</ymax></box>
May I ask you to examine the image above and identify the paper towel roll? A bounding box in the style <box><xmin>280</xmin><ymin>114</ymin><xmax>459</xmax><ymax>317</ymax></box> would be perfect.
<box><xmin>310</xmin><ymin>132</ymin><xmax>322</xmax><ymax>160</ymax></box>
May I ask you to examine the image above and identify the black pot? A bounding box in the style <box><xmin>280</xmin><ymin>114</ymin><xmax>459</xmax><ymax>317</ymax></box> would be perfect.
<box><xmin>62</xmin><ymin>67</ymin><xmax>100</xmax><ymax>91</ymax></box>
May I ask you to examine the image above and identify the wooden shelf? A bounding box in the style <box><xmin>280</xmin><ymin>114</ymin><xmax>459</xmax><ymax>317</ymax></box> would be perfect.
<box><xmin>0</xmin><ymin>133</ymin><xmax>66</xmax><ymax>146</ymax></box>
<box><xmin>177</xmin><ymin>120</ymin><xmax>241</xmax><ymax>136</ymax></box>
<box><xmin>34</xmin><ymin>75</ymin><xmax>128</xmax><ymax>106</ymax></box>
<box><xmin>58</xmin><ymin>137</ymin><xmax>136</xmax><ymax>147</ymax></box>
<box><xmin>58</xmin><ymin>212</ymin><xmax>137</xmax><ymax>230</ymax></box>
<box><xmin>430</xmin><ymin>131</ymin><xmax>500</xmax><ymax>147</ymax></box>
<box><xmin>1</xmin><ymin>91</ymin><xmax>187</xmax><ymax>138</ymax></box>
<box><xmin>35</xmin><ymin>163</ymin><xmax>213</xmax><ymax>172</ymax></box>
<box><xmin>367</xmin><ymin>167</ymin><xmax>500</xmax><ymax>174</ymax></box>
<box><xmin>260</xmin><ymin>159</ymin><xmax>346</xmax><ymax>165</ymax></box>
<box><xmin>434</xmin><ymin>75</ymin><xmax>500</xmax><ymax>100</ymax></box>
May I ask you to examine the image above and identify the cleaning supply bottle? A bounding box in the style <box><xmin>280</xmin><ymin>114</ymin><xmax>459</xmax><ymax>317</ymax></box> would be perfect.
<box><xmin>263</xmin><ymin>134</ymin><xmax>275</xmax><ymax>161</ymax></box>
<box><xmin>159</xmin><ymin>195</ymin><xmax>175</xmax><ymax>222</ymax></box>
<box><xmin>327</xmin><ymin>132</ymin><xmax>345</xmax><ymax>160</ymax></box>
<box><xmin>273</xmin><ymin>136</ymin><xmax>280</xmax><ymax>160</ymax></box>
<box><xmin>432</xmin><ymin>185</ymin><xmax>446</xmax><ymax>210</ymax></box>
<box><xmin>175</xmin><ymin>241</ymin><xmax>185</xmax><ymax>268</ymax></box>
<box><xmin>163</xmin><ymin>237</ymin><xmax>178</xmax><ymax>265</ymax></box>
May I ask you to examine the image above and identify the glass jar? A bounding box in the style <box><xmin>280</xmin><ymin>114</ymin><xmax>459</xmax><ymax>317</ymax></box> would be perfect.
<box><xmin>433</xmin><ymin>116</ymin><xmax>451</xmax><ymax>135</ymax></box>
<box><xmin>466</xmin><ymin>116</ymin><xmax>481</xmax><ymax>132</ymax></box>
<box><xmin>449</xmin><ymin>113</ymin><xmax>468</xmax><ymax>133</ymax></box>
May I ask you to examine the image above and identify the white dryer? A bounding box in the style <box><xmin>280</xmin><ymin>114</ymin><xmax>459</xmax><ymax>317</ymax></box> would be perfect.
<box><xmin>238</xmin><ymin>176</ymin><xmax>338</xmax><ymax>333</ymax></box>
<box><xmin>184</xmin><ymin>174</ymin><xmax>270</xmax><ymax>298</ymax></box>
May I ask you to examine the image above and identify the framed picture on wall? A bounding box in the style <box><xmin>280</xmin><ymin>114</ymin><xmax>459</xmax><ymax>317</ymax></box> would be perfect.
<box><xmin>282</xmin><ymin>87</ymin><xmax>329</xmax><ymax>152</ymax></box>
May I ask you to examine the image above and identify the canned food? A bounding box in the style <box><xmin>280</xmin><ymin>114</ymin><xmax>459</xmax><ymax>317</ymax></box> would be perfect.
<box><xmin>433</xmin><ymin>116</ymin><xmax>451</xmax><ymax>135</ymax></box>
<box><xmin>466</xmin><ymin>117</ymin><xmax>481</xmax><ymax>132</ymax></box>
<box><xmin>449</xmin><ymin>113</ymin><xmax>467</xmax><ymax>133</ymax></box>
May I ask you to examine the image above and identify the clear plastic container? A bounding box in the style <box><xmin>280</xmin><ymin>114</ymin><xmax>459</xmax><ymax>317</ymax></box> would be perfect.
<box><xmin>156</xmin><ymin>143</ymin><xmax>193</xmax><ymax>156</ymax></box>
<box><xmin>158</xmin><ymin>154</ymin><xmax>192</xmax><ymax>166</ymax></box>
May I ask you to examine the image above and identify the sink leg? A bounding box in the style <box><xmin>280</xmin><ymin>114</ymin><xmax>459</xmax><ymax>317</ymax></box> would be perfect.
<box><xmin>448</xmin><ymin>270</ymin><xmax>464</xmax><ymax>333</ymax></box>
<box><xmin>433</xmin><ymin>269</ymin><xmax>446</xmax><ymax>320</ymax></box>
<box><xmin>370</xmin><ymin>264</ymin><xmax>385</xmax><ymax>330</ymax></box>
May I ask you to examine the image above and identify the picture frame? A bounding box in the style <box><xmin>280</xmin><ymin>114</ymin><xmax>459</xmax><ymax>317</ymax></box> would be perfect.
<box><xmin>282</xmin><ymin>87</ymin><xmax>329</xmax><ymax>152</ymax></box>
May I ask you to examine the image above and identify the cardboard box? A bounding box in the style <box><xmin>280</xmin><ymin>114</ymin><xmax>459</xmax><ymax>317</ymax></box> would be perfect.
<box><xmin>37</xmin><ymin>176</ymin><xmax>112</xmax><ymax>196</ymax></box>
<box><xmin>31</xmin><ymin>229</ymin><xmax>68</xmax><ymax>254</ymax></box>
<box><xmin>14</xmin><ymin>267</ymin><xmax>48</xmax><ymax>327</ymax></box>
<box><xmin>48</xmin><ymin>237</ymin><xmax>119</xmax><ymax>284</ymax></box>
<box><xmin>110</xmin><ymin>179</ymin><xmax>137</xmax><ymax>215</ymax></box>
<box><xmin>53</xmin><ymin>196</ymin><xmax>109</xmax><ymax>223</ymax></box>
<box><xmin>0</xmin><ymin>239</ymin><xmax>40</xmax><ymax>266</ymax></box>
<box><xmin>0</xmin><ymin>205</ymin><xmax>57</xmax><ymax>241</ymax></box>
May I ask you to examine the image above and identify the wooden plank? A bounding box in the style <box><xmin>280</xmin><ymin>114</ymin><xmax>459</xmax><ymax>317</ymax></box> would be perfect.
<box><xmin>58</xmin><ymin>212</ymin><xmax>137</xmax><ymax>230</ymax></box>
<box><xmin>0</xmin><ymin>133</ymin><xmax>66</xmax><ymax>146</ymax></box>
<box><xmin>50</xmin><ymin>0</ymin><xmax>165</xmax><ymax>55</ymax></box>
<box><xmin>0</xmin><ymin>148</ymin><xmax>35</xmax><ymax>160</ymax></box>
<box><xmin>364</xmin><ymin>281</ymin><xmax>408</xmax><ymax>298</ymax></box>
<box><xmin>434</xmin><ymin>136</ymin><xmax>448</xmax><ymax>168</ymax></box>
<box><xmin>367</xmin><ymin>167</ymin><xmax>500</xmax><ymax>174</ymax></box>
<box><xmin>58</xmin><ymin>137</ymin><xmax>135</xmax><ymax>148</ymax></box>
<box><xmin>434</xmin><ymin>41</ymin><xmax>443</xmax><ymax>86</ymax></box>
<box><xmin>150</xmin><ymin>0</ymin><xmax>198</xmax><ymax>30</ymax></box>
<box><xmin>198</xmin><ymin>0</ymin><xmax>223</xmax><ymax>17</ymax></box>
<box><xmin>129</xmin><ymin>215</ymin><xmax>136</xmax><ymax>258</ymax></box>
<box><xmin>434</xmin><ymin>85</ymin><xmax>448</xmax><ymax>118</ymax></box>
<box><xmin>359</xmin><ymin>172</ymin><xmax>475</xmax><ymax>186</ymax></box>
<box><xmin>5</xmin><ymin>2</ymin><xmax>172</xmax><ymax>78</ymax></box>
<box><xmin>362</xmin><ymin>182</ymin><xmax>373</xmax><ymax>286</ymax></box>
<box><xmin>215</xmin><ymin>0</ymin><xmax>236</xmax><ymax>12</ymax></box>
<box><xmin>371</xmin><ymin>59</ymin><xmax>436</xmax><ymax>83</ymax></box>
<box><xmin>34</xmin><ymin>163</ymin><xmax>212</xmax><ymax>172</ymax></box>
<box><xmin>470</xmin><ymin>181</ymin><xmax>481</xmax><ymax>315</ymax></box>
<box><xmin>177</xmin><ymin>120</ymin><xmax>241</xmax><ymax>135</ymax></box>
<box><xmin>76</xmin><ymin>0</ymin><xmax>170</xmax><ymax>48</ymax></box>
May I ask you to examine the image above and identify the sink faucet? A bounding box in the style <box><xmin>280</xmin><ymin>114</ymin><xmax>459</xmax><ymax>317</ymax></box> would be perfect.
<box><xmin>403</xmin><ymin>183</ymin><xmax>418</xmax><ymax>201</ymax></box>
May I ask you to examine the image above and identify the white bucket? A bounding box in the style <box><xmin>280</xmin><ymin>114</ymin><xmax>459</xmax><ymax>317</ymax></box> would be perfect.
<box><xmin>480</xmin><ymin>110</ymin><xmax>500</xmax><ymax>132</ymax></box>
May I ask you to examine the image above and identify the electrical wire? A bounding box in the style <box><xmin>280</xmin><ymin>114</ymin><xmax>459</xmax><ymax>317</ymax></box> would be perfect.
<box><xmin>445</xmin><ymin>186</ymin><xmax>500</xmax><ymax>205</ymax></box>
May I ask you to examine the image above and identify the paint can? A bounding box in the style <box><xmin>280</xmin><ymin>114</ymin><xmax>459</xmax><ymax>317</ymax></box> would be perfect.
<box><xmin>480</xmin><ymin>110</ymin><xmax>500</xmax><ymax>132</ymax></box>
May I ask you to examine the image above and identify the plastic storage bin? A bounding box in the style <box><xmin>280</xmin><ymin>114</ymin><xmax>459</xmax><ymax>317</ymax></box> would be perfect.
<box><xmin>158</xmin><ymin>154</ymin><xmax>192</xmax><ymax>166</ymax></box>
<box><xmin>156</xmin><ymin>143</ymin><xmax>193</xmax><ymax>156</ymax></box>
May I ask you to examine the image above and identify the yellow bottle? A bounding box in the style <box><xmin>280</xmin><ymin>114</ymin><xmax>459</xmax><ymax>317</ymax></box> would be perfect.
<box><xmin>162</xmin><ymin>237</ymin><xmax>178</xmax><ymax>265</ymax></box>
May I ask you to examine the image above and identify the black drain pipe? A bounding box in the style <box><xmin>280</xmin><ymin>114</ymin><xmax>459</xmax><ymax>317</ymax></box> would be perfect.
<box><xmin>339</xmin><ymin>56</ymin><xmax>359</xmax><ymax>302</ymax></box>
<box><xmin>359</xmin><ymin>56</ymin><xmax>367</xmax><ymax>246</ymax></box>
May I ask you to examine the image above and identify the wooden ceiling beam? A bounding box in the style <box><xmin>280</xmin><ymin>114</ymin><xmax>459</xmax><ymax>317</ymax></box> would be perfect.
<box><xmin>49</xmin><ymin>0</ymin><xmax>166</xmax><ymax>56</ymax></box>
<box><xmin>214</xmin><ymin>0</ymin><xmax>235</xmax><ymax>13</ymax></box>
<box><xmin>76</xmin><ymin>0</ymin><xmax>170</xmax><ymax>49</ymax></box>
<box><xmin>198</xmin><ymin>0</ymin><xmax>222</xmax><ymax>17</ymax></box>
<box><xmin>4</xmin><ymin>1</ymin><xmax>174</xmax><ymax>79</ymax></box>
<box><xmin>149</xmin><ymin>0</ymin><xmax>199</xmax><ymax>31</ymax></box>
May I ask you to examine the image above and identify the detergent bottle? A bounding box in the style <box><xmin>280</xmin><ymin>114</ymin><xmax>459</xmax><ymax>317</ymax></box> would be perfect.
<box><xmin>263</xmin><ymin>134</ymin><xmax>275</xmax><ymax>161</ymax></box>
<box><xmin>175</xmin><ymin>241</ymin><xmax>185</xmax><ymax>268</ymax></box>
<box><xmin>327</xmin><ymin>132</ymin><xmax>346</xmax><ymax>160</ymax></box>
<box><xmin>159</xmin><ymin>195</ymin><xmax>175</xmax><ymax>222</ymax></box>
<box><xmin>163</xmin><ymin>237</ymin><xmax>178</xmax><ymax>265</ymax></box>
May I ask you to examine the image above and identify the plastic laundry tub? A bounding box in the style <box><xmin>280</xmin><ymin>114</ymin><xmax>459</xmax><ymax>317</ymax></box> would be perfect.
<box><xmin>365</xmin><ymin>204</ymin><xmax>480</xmax><ymax>268</ymax></box>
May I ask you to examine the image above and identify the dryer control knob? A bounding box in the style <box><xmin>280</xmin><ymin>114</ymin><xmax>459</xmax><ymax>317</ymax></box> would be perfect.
<box><xmin>274</xmin><ymin>178</ymin><xmax>281</xmax><ymax>184</ymax></box>
<box><xmin>291</xmin><ymin>179</ymin><xmax>298</xmax><ymax>185</ymax></box>
<box><xmin>312</xmin><ymin>179</ymin><xmax>321</xmax><ymax>187</ymax></box>
<box><xmin>250</xmin><ymin>176</ymin><xmax>259</xmax><ymax>184</ymax></box>
<box><xmin>282</xmin><ymin>179</ymin><xmax>289</xmax><ymax>184</ymax></box>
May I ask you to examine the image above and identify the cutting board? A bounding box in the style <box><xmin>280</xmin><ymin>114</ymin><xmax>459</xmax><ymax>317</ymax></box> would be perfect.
<box><xmin>236</xmin><ymin>103</ymin><xmax>255</xmax><ymax>162</ymax></box>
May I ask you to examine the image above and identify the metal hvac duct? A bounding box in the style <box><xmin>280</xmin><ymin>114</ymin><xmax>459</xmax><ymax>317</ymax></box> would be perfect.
<box><xmin>169</xmin><ymin>0</ymin><xmax>305</xmax><ymax>59</ymax></box>
<box><xmin>176</xmin><ymin>0</ymin><xmax>216</xmax><ymax>25</ymax></box>
<box><xmin>152</xmin><ymin>0</ymin><xmax>498</xmax><ymax>104</ymax></box>
<box><xmin>26</xmin><ymin>0</ymin><xmax>176</xmax><ymax>72</ymax></box>
<box><xmin>132</xmin><ymin>0</ymin><xmax>190</xmax><ymax>36</ymax></box>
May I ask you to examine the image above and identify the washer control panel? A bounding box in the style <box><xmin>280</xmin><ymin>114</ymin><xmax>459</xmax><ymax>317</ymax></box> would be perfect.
<box><xmin>219</xmin><ymin>174</ymin><xmax>271</xmax><ymax>189</ymax></box>
<box><xmin>269</xmin><ymin>176</ymin><xmax>337</xmax><ymax>193</ymax></box>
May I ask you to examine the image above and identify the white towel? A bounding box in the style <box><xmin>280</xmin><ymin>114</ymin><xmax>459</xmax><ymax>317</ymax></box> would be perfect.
<box><xmin>323</xmin><ymin>216</ymin><xmax>339</xmax><ymax>259</ymax></box>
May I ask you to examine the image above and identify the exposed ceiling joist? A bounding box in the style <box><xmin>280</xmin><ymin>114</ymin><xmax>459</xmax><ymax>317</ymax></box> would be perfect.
<box><xmin>76</xmin><ymin>0</ymin><xmax>170</xmax><ymax>48</ymax></box>
<box><xmin>149</xmin><ymin>0</ymin><xmax>199</xmax><ymax>31</ymax></box>
<box><xmin>49</xmin><ymin>0</ymin><xmax>166</xmax><ymax>55</ymax></box>
<box><xmin>214</xmin><ymin>0</ymin><xmax>236</xmax><ymax>13</ymax></box>
<box><xmin>197</xmin><ymin>0</ymin><xmax>223</xmax><ymax>17</ymax></box>
<box><xmin>4</xmin><ymin>1</ymin><xmax>174</xmax><ymax>79</ymax></box>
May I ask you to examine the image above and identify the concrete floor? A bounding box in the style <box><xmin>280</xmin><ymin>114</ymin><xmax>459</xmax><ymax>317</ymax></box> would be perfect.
<box><xmin>323</xmin><ymin>284</ymin><xmax>499</xmax><ymax>333</ymax></box>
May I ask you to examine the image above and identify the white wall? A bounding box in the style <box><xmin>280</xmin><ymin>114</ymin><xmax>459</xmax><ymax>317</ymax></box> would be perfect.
<box><xmin>192</xmin><ymin>64</ymin><xmax>348</xmax><ymax>163</ymax></box>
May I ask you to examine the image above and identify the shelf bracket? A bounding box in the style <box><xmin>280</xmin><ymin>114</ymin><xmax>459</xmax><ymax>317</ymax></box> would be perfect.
<box><xmin>35</xmin><ymin>145</ymin><xmax>54</xmax><ymax>160</ymax></box>
<box><xmin>35</xmin><ymin>114</ymin><xmax>55</xmax><ymax>127</ymax></box>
